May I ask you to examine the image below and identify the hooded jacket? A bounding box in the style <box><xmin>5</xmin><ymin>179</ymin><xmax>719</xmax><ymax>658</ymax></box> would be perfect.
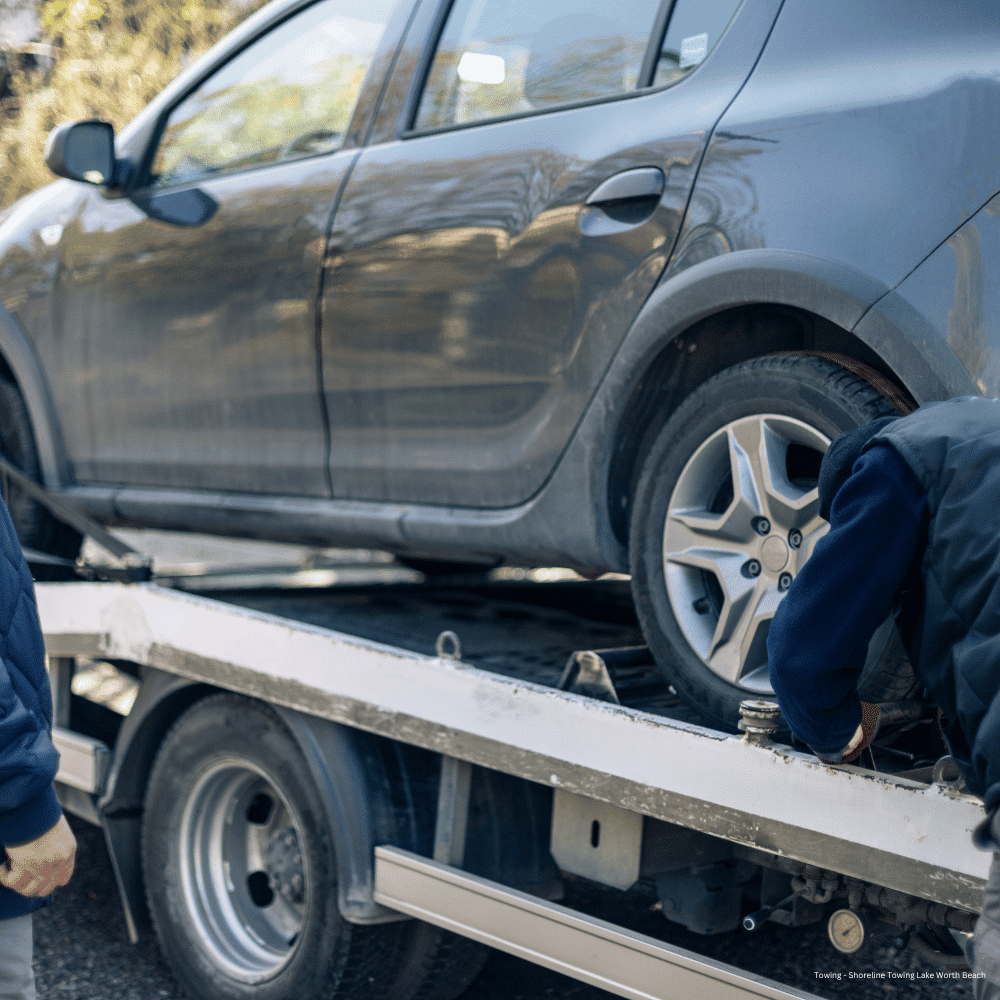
<box><xmin>0</xmin><ymin>495</ymin><xmax>62</xmax><ymax>919</ymax></box>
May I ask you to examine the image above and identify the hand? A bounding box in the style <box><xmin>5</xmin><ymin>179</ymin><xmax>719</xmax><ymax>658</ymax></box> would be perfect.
<box><xmin>0</xmin><ymin>815</ymin><xmax>76</xmax><ymax>897</ymax></box>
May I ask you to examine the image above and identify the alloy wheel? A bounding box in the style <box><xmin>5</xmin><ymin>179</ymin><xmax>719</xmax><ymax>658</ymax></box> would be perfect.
<box><xmin>662</xmin><ymin>413</ymin><xmax>830</xmax><ymax>693</ymax></box>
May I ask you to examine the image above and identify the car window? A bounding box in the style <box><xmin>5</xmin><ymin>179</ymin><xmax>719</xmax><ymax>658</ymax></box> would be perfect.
<box><xmin>414</xmin><ymin>0</ymin><xmax>663</xmax><ymax>130</ymax></box>
<box><xmin>653</xmin><ymin>0</ymin><xmax>743</xmax><ymax>87</ymax></box>
<box><xmin>151</xmin><ymin>0</ymin><xmax>393</xmax><ymax>187</ymax></box>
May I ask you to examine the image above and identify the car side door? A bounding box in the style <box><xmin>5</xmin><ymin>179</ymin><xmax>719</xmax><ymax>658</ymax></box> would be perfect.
<box><xmin>55</xmin><ymin>0</ymin><xmax>404</xmax><ymax>495</ymax></box>
<box><xmin>320</xmin><ymin>0</ymin><xmax>769</xmax><ymax>508</ymax></box>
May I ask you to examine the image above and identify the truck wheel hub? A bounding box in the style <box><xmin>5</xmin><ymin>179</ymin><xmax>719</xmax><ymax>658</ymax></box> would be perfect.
<box><xmin>265</xmin><ymin>826</ymin><xmax>305</xmax><ymax>905</ymax></box>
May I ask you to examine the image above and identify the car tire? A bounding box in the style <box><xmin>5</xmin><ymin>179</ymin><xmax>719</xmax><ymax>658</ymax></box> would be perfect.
<box><xmin>0</xmin><ymin>377</ymin><xmax>81</xmax><ymax>578</ymax></box>
<box><xmin>856</xmin><ymin>616</ymin><xmax>921</xmax><ymax>704</ymax></box>
<box><xmin>142</xmin><ymin>694</ymin><xmax>409</xmax><ymax>1000</ymax></box>
<box><xmin>629</xmin><ymin>354</ymin><xmax>901</xmax><ymax>732</ymax></box>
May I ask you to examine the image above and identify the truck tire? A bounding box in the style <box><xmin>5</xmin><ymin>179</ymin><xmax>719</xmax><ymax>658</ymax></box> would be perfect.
<box><xmin>142</xmin><ymin>694</ymin><xmax>406</xmax><ymax>1000</ymax></box>
<box><xmin>384</xmin><ymin>922</ymin><xmax>490</xmax><ymax>1000</ymax></box>
<box><xmin>0</xmin><ymin>377</ymin><xmax>81</xmax><ymax>578</ymax></box>
<box><xmin>629</xmin><ymin>355</ymin><xmax>900</xmax><ymax>732</ymax></box>
<box><xmin>375</xmin><ymin>744</ymin><xmax>492</xmax><ymax>1000</ymax></box>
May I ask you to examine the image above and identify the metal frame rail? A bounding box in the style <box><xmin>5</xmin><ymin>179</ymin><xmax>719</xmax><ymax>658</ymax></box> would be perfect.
<box><xmin>35</xmin><ymin>581</ymin><xmax>991</xmax><ymax>998</ymax></box>
<box><xmin>374</xmin><ymin>846</ymin><xmax>819</xmax><ymax>1000</ymax></box>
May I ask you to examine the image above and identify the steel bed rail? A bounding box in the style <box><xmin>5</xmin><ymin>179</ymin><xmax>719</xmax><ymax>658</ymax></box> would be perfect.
<box><xmin>36</xmin><ymin>581</ymin><xmax>989</xmax><ymax>913</ymax></box>
<box><xmin>373</xmin><ymin>846</ymin><xmax>823</xmax><ymax>1000</ymax></box>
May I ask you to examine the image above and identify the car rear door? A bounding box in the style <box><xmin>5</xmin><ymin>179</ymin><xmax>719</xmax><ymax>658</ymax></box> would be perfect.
<box><xmin>320</xmin><ymin>0</ymin><xmax>772</xmax><ymax>508</ymax></box>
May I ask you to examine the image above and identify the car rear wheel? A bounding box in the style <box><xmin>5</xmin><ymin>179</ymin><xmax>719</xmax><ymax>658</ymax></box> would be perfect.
<box><xmin>629</xmin><ymin>354</ymin><xmax>903</xmax><ymax>731</ymax></box>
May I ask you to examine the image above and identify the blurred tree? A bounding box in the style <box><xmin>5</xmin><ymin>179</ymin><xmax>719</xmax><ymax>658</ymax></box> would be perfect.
<box><xmin>0</xmin><ymin>0</ymin><xmax>267</xmax><ymax>208</ymax></box>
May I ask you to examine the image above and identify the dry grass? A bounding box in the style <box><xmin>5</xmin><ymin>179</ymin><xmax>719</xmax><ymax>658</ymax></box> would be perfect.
<box><xmin>0</xmin><ymin>0</ymin><xmax>266</xmax><ymax>209</ymax></box>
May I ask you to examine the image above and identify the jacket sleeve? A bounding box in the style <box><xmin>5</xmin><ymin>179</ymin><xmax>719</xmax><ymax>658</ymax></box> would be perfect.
<box><xmin>766</xmin><ymin>443</ymin><xmax>926</xmax><ymax>756</ymax></box>
<box><xmin>0</xmin><ymin>599</ymin><xmax>61</xmax><ymax>847</ymax></box>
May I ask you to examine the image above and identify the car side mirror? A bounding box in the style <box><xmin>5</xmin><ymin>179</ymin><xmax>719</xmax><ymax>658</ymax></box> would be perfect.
<box><xmin>43</xmin><ymin>120</ymin><xmax>116</xmax><ymax>187</ymax></box>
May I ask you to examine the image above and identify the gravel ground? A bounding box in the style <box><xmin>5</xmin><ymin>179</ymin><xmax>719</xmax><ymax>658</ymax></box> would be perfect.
<box><xmin>33</xmin><ymin>818</ymin><xmax>977</xmax><ymax>1000</ymax></box>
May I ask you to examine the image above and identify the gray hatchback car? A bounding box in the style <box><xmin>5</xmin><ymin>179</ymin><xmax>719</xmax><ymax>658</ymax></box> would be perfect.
<box><xmin>2</xmin><ymin>0</ymin><xmax>998</xmax><ymax>729</ymax></box>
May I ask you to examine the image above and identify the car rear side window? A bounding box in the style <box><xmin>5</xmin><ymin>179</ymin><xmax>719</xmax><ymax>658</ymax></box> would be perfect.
<box><xmin>414</xmin><ymin>0</ymin><xmax>664</xmax><ymax>130</ymax></box>
<box><xmin>653</xmin><ymin>0</ymin><xmax>743</xmax><ymax>87</ymax></box>
<box><xmin>151</xmin><ymin>0</ymin><xmax>393</xmax><ymax>187</ymax></box>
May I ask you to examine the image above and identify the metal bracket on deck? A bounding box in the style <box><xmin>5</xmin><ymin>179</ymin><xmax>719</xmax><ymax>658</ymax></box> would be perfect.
<box><xmin>550</xmin><ymin>789</ymin><xmax>642</xmax><ymax>890</ymax></box>
<box><xmin>738</xmin><ymin>700</ymin><xmax>782</xmax><ymax>745</ymax></box>
<box><xmin>559</xmin><ymin>650</ymin><xmax>619</xmax><ymax>703</ymax></box>
<box><xmin>933</xmin><ymin>755</ymin><xmax>968</xmax><ymax>795</ymax></box>
<box><xmin>434</xmin><ymin>756</ymin><xmax>472</xmax><ymax>866</ymax></box>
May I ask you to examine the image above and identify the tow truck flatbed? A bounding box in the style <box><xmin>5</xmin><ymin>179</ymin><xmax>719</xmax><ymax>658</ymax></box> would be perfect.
<box><xmin>35</xmin><ymin>576</ymin><xmax>989</xmax><ymax>1000</ymax></box>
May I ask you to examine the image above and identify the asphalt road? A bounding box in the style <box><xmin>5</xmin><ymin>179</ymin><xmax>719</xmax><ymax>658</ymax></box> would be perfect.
<box><xmin>32</xmin><ymin>817</ymin><xmax>976</xmax><ymax>1000</ymax></box>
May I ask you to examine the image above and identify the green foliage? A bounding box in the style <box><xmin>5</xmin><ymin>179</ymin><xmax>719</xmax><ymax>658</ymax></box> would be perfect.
<box><xmin>0</xmin><ymin>0</ymin><xmax>268</xmax><ymax>208</ymax></box>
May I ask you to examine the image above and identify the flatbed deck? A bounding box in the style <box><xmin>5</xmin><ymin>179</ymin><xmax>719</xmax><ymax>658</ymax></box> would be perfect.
<box><xmin>25</xmin><ymin>566</ymin><xmax>989</xmax><ymax>1000</ymax></box>
<box><xmin>37</xmin><ymin>578</ymin><xmax>989</xmax><ymax>914</ymax></box>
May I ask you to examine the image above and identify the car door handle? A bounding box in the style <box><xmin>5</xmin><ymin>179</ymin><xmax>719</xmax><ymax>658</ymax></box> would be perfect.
<box><xmin>585</xmin><ymin>167</ymin><xmax>665</xmax><ymax>206</ymax></box>
<box><xmin>581</xmin><ymin>167</ymin><xmax>665</xmax><ymax>236</ymax></box>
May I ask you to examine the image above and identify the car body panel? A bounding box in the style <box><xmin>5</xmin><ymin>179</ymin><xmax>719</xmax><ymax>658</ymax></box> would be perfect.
<box><xmin>67</xmin><ymin>246</ymin><xmax>964</xmax><ymax>575</ymax></box>
<box><xmin>55</xmin><ymin>153</ymin><xmax>353</xmax><ymax>496</ymax></box>
<box><xmin>322</xmin><ymin>106</ymin><xmax>694</xmax><ymax>508</ymax></box>
<box><xmin>0</xmin><ymin>0</ymin><xmax>418</xmax><ymax>493</ymax></box>
<box><xmin>886</xmin><ymin>193</ymin><xmax>1000</xmax><ymax>400</ymax></box>
<box><xmin>667</xmin><ymin>0</ymin><xmax>1000</xmax><ymax>290</ymax></box>
<box><xmin>0</xmin><ymin>181</ymin><xmax>87</xmax><ymax>483</ymax></box>
<box><xmin>0</xmin><ymin>301</ymin><xmax>71</xmax><ymax>488</ymax></box>
<box><xmin>319</xmin><ymin>0</ymin><xmax>782</xmax><ymax>508</ymax></box>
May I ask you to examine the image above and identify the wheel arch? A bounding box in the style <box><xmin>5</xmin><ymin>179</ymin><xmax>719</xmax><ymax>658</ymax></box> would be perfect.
<box><xmin>598</xmin><ymin>249</ymin><xmax>973</xmax><ymax>548</ymax></box>
<box><xmin>0</xmin><ymin>302</ymin><xmax>72</xmax><ymax>487</ymax></box>
<box><xmin>97</xmin><ymin>671</ymin><xmax>219</xmax><ymax>941</ymax></box>
<box><xmin>98</xmin><ymin>671</ymin><xmax>412</xmax><ymax>942</ymax></box>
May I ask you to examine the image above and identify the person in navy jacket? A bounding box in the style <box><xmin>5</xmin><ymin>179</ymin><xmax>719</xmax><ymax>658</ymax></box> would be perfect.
<box><xmin>767</xmin><ymin>397</ymin><xmax>1000</xmax><ymax>997</ymax></box>
<box><xmin>0</xmin><ymin>491</ymin><xmax>76</xmax><ymax>999</ymax></box>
